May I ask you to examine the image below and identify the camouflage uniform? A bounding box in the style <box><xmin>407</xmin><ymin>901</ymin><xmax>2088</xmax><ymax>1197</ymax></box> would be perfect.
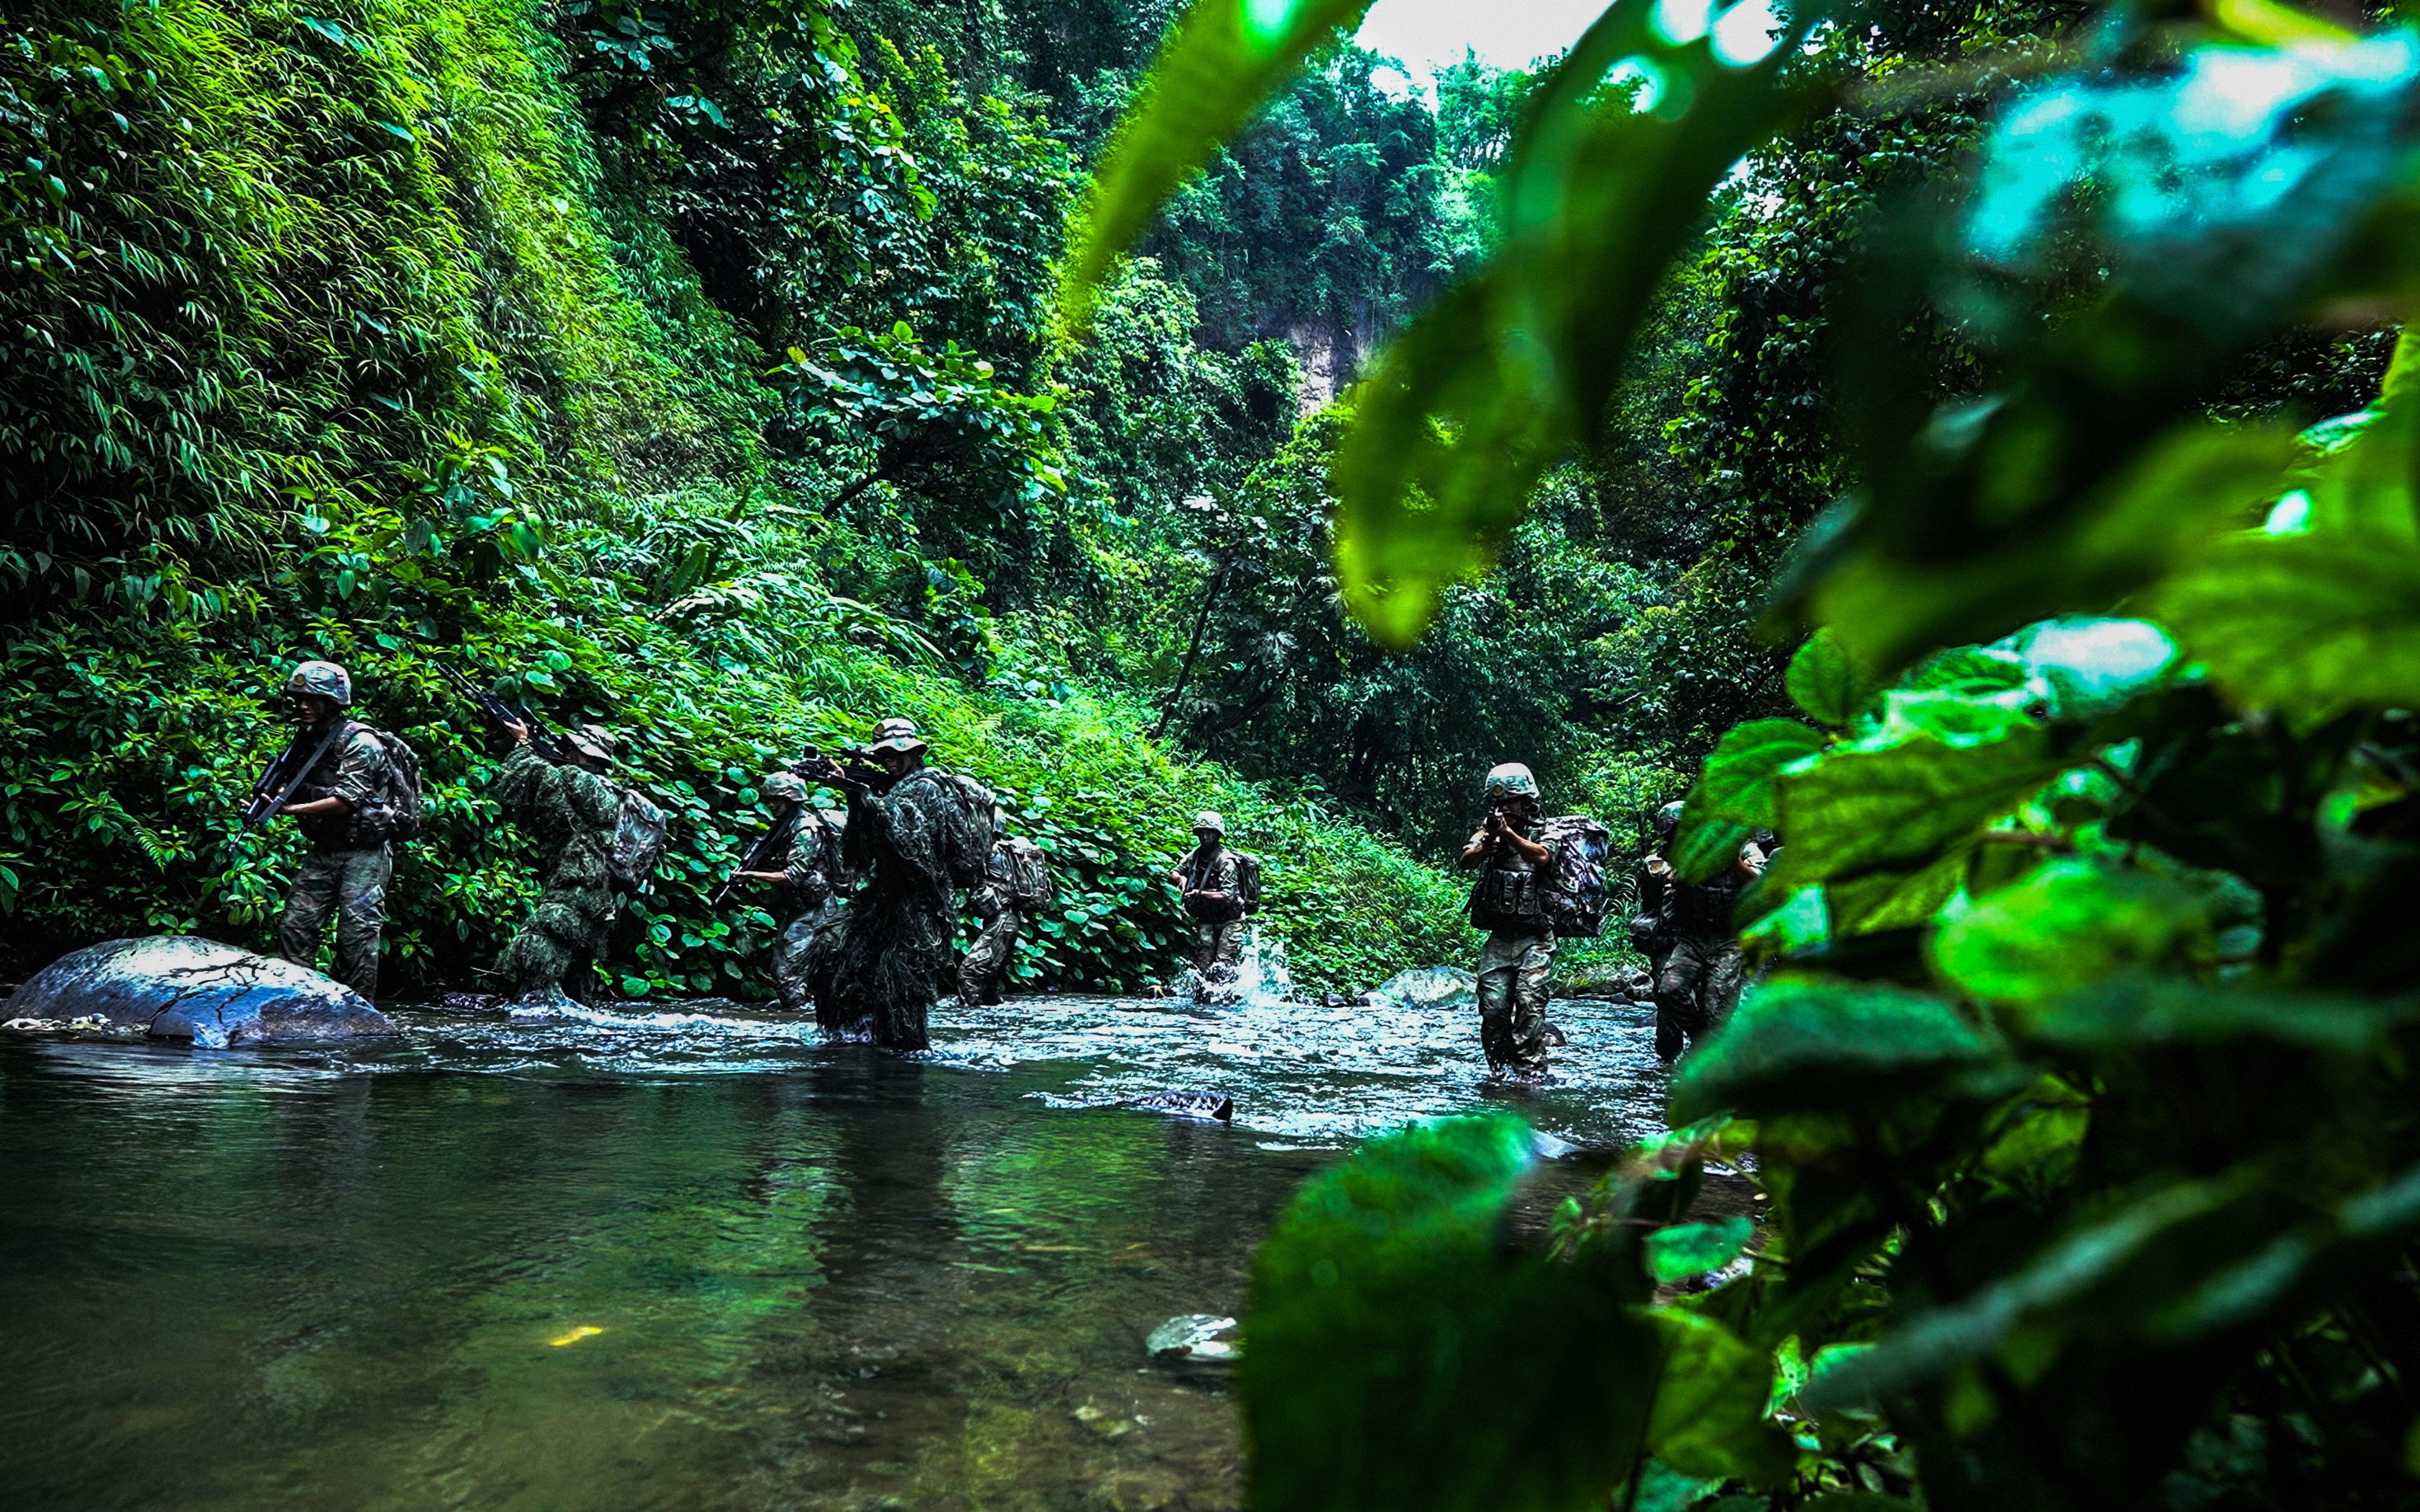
<box><xmin>1174</xmin><ymin>843</ymin><xmax>1250</xmax><ymax>989</ymax></box>
<box><xmin>1652</xmin><ymin>845</ymin><xmax>1762</xmax><ymax>1057</ymax></box>
<box><xmin>1467</xmin><ymin>828</ymin><xmax>1562</xmax><ymax>1079</ymax></box>
<box><xmin>275</xmin><ymin>722</ymin><xmax>395</xmax><ymax>998</ymax></box>
<box><xmin>958</xmin><ymin>836</ymin><xmax>1049</xmax><ymax>1006</ymax></box>
<box><xmin>495</xmin><ymin>742</ymin><xmax>623</xmax><ymax>1002</ymax></box>
<box><xmin>810</xmin><ymin>765</ymin><xmax>974</xmax><ymax>1050</ymax></box>
<box><xmin>770</xmin><ymin>808</ymin><xmax>847</xmax><ymax>1015</ymax></box>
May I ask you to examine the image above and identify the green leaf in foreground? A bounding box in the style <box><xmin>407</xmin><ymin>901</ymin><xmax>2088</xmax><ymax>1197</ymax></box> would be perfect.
<box><xmin>1058</xmin><ymin>0</ymin><xmax>1377</xmax><ymax>328</ymax></box>
<box><xmin>1242</xmin><ymin>1116</ymin><xmax>1662</xmax><ymax>1512</ymax></box>
<box><xmin>1930</xmin><ymin>859</ymin><xmax>2210</xmax><ymax>1008</ymax></box>
<box><xmin>1331</xmin><ymin>0</ymin><xmax>1833</xmax><ymax>648</ymax></box>
<box><xmin>1671</xmin><ymin>975</ymin><xmax>2010</xmax><ymax>1123</ymax></box>
<box><xmin>1643</xmin><ymin>1214</ymin><xmax>1753</xmax><ymax>1283</ymax></box>
<box><xmin>1773</xmin><ymin>726</ymin><xmax>2061</xmax><ymax>891</ymax></box>
<box><xmin>1787</xmin><ymin>627</ymin><xmax>1881</xmax><ymax>726</ymax></box>
<box><xmin>1643</xmin><ymin>1311</ymin><xmax>1794</xmax><ymax>1484</ymax></box>
<box><xmin>2153</xmin><ymin>532</ymin><xmax>2420</xmax><ymax>711</ymax></box>
<box><xmin>1674</xmin><ymin>718</ymin><xmax>1824</xmax><ymax>882</ymax></box>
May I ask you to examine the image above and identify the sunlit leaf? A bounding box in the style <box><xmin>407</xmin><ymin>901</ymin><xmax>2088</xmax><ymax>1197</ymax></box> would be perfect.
<box><xmin>1671</xmin><ymin>974</ymin><xmax>2010</xmax><ymax>1124</ymax></box>
<box><xmin>1931</xmin><ymin>860</ymin><xmax>2210</xmax><ymax>1008</ymax></box>
<box><xmin>1772</xmin><ymin>728</ymin><xmax>2061</xmax><ymax>891</ymax></box>
<box><xmin>1060</xmin><ymin>0</ymin><xmax>1379</xmax><ymax>328</ymax></box>
<box><xmin>1642</xmin><ymin>1214</ymin><xmax>1752</xmax><ymax>1283</ymax></box>
<box><xmin>1331</xmin><ymin>0</ymin><xmax>1835</xmax><ymax>647</ymax></box>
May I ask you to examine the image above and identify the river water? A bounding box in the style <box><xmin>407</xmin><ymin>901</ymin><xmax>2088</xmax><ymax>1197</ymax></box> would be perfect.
<box><xmin>0</xmin><ymin>990</ymin><xmax>1674</xmax><ymax>1511</ymax></box>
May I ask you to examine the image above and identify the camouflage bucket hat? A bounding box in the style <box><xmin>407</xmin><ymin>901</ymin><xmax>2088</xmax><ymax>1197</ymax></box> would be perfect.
<box><xmin>1193</xmin><ymin>810</ymin><xmax>1226</xmax><ymax>836</ymax></box>
<box><xmin>567</xmin><ymin>723</ymin><xmax>618</xmax><ymax>763</ymax></box>
<box><xmin>761</xmin><ymin>771</ymin><xmax>808</xmax><ymax>803</ymax></box>
<box><xmin>285</xmin><ymin>659</ymin><xmax>353</xmax><ymax>707</ymax></box>
<box><xmin>1484</xmin><ymin>762</ymin><xmax>1540</xmax><ymax>801</ymax></box>
<box><xmin>864</xmin><ymin>718</ymin><xmax>928</xmax><ymax>756</ymax></box>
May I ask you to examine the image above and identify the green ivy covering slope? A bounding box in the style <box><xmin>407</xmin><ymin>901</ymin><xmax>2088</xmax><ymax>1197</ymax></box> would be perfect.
<box><xmin>0</xmin><ymin>0</ymin><xmax>1474</xmax><ymax>996</ymax></box>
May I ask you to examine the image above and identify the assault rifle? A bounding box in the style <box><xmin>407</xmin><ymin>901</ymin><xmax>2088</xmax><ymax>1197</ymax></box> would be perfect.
<box><xmin>434</xmin><ymin>659</ymin><xmax>564</xmax><ymax>764</ymax></box>
<box><xmin>710</xmin><ymin>750</ymin><xmax>861</xmax><ymax>907</ymax></box>
<box><xmin>232</xmin><ymin>719</ymin><xmax>350</xmax><ymax>849</ymax></box>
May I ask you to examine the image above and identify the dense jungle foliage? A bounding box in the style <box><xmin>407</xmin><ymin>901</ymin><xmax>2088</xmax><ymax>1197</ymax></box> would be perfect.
<box><xmin>0</xmin><ymin>0</ymin><xmax>1585</xmax><ymax>993</ymax></box>
<box><xmin>1052</xmin><ymin>0</ymin><xmax>2420</xmax><ymax>1506</ymax></box>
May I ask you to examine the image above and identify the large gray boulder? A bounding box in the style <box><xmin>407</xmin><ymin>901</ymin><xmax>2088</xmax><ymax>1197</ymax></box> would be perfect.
<box><xmin>1366</xmin><ymin>964</ymin><xmax>1478</xmax><ymax>1011</ymax></box>
<box><xmin>1</xmin><ymin>936</ymin><xmax>395</xmax><ymax>1046</ymax></box>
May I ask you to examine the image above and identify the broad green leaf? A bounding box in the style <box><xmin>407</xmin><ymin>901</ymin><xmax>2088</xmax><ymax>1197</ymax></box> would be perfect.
<box><xmin>1060</xmin><ymin>0</ymin><xmax>1378</xmax><ymax>327</ymax></box>
<box><xmin>1786</xmin><ymin>628</ymin><xmax>1879</xmax><ymax>726</ymax></box>
<box><xmin>1673</xmin><ymin>718</ymin><xmax>1824</xmax><ymax>882</ymax></box>
<box><xmin>1643</xmin><ymin>1312</ymin><xmax>1794</xmax><ymax>1484</ymax></box>
<box><xmin>1242</xmin><ymin>1116</ymin><xmax>1663</xmax><ymax>1512</ymax></box>
<box><xmin>1332</xmin><ymin>0</ymin><xmax>1834</xmax><ymax>647</ymax></box>
<box><xmin>1671</xmin><ymin>975</ymin><xmax>2009</xmax><ymax>1124</ymax></box>
<box><xmin>1931</xmin><ymin>860</ymin><xmax>2210</xmax><ymax>1008</ymax></box>
<box><xmin>1824</xmin><ymin>848</ymin><xmax>1968</xmax><ymax>936</ymax></box>
<box><xmin>2029</xmin><ymin>977</ymin><xmax>2396</xmax><ymax>1054</ymax></box>
<box><xmin>1811</xmin><ymin>421</ymin><xmax>2299</xmax><ymax>674</ymax></box>
<box><xmin>2154</xmin><ymin>532</ymin><xmax>2420</xmax><ymax>710</ymax></box>
<box><xmin>1898</xmin><ymin>646</ymin><xmax>2028</xmax><ymax>698</ymax></box>
<box><xmin>1643</xmin><ymin>1215</ymin><xmax>1754</xmax><ymax>1284</ymax></box>
<box><xmin>1773</xmin><ymin>728</ymin><xmax>2062</xmax><ymax>891</ymax></box>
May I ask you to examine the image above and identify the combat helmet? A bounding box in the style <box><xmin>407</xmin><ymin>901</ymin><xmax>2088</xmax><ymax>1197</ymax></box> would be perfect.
<box><xmin>565</xmin><ymin>723</ymin><xmax>618</xmax><ymax>764</ymax></box>
<box><xmin>762</xmin><ymin>771</ymin><xmax>808</xmax><ymax>804</ymax></box>
<box><xmin>285</xmin><ymin>659</ymin><xmax>353</xmax><ymax>707</ymax></box>
<box><xmin>1484</xmin><ymin>762</ymin><xmax>1540</xmax><ymax>803</ymax></box>
<box><xmin>1657</xmin><ymin>799</ymin><xmax>1686</xmax><ymax>837</ymax></box>
<box><xmin>864</xmin><ymin>718</ymin><xmax>928</xmax><ymax>756</ymax></box>
<box><xmin>1193</xmin><ymin>810</ymin><xmax>1226</xmax><ymax>836</ymax></box>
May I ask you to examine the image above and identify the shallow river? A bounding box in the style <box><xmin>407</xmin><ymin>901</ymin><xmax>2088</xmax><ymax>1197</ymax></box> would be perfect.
<box><xmin>0</xmin><ymin>990</ymin><xmax>1674</xmax><ymax>1511</ymax></box>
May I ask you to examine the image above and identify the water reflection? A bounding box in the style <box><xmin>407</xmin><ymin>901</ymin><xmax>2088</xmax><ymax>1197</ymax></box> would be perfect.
<box><xmin>0</xmin><ymin>992</ymin><xmax>1667</xmax><ymax>1511</ymax></box>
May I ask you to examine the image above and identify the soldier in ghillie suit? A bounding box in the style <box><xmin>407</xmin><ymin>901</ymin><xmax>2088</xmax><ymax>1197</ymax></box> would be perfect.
<box><xmin>272</xmin><ymin>660</ymin><xmax>397</xmax><ymax>998</ymax></box>
<box><xmin>495</xmin><ymin>717</ymin><xmax>624</xmax><ymax>1006</ymax></box>
<box><xmin>808</xmin><ymin>718</ymin><xmax>985</xmax><ymax>1050</ymax></box>
<box><xmin>958</xmin><ymin>822</ymin><xmax>1053</xmax><ymax>1006</ymax></box>
<box><xmin>1459</xmin><ymin>763</ymin><xmax>1563</xmax><ymax>1081</ymax></box>
<box><xmin>1647</xmin><ymin>804</ymin><xmax>1768</xmax><ymax>1060</ymax></box>
<box><xmin>730</xmin><ymin>771</ymin><xmax>848</xmax><ymax>1015</ymax></box>
<box><xmin>1170</xmin><ymin>811</ymin><xmax>1255</xmax><ymax>1003</ymax></box>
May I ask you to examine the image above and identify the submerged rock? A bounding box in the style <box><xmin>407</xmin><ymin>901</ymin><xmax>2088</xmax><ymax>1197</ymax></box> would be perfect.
<box><xmin>1146</xmin><ymin>1314</ymin><xmax>1240</xmax><ymax>1368</ymax></box>
<box><xmin>0</xmin><ymin>936</ymin><xmax>395</xmax><ymax>1047</ymax></box>
<box><xmin>1367</xmin><ymin>964</ymin><xmax>1477</xmax><ymax>1011</ymax></box>
<box><xmin>1128</xmin><ymin>1089</ymin><xmax>1233</xmax><ymax>1122</ymax></box>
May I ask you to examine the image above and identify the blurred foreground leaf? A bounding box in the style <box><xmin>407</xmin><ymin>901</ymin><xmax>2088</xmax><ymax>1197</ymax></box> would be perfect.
<box><xmin>1242</xmin><ymin>1116</ymin><xmax>1663</xmax><ymax>1511</ymax></box>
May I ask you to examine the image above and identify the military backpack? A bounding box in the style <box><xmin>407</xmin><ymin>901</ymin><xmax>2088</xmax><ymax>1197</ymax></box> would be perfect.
<box><xmin>1537</xmin><ymin>814</ymin><xmax>1612</xmax><ymax>938</ymax></box>
<box><xmin>341</xmin><ymin>721</ymin><xmax>424</xmax><ymax>845</ymax></box>
<box><xmin>1231</xmin><ymin>850</ymin><xmax>1263</xmax><ymax>915</ymax></box>
<box><xmin>607</xmin><ymin>787</ymin><xmax>670</xmax><ymax>891</ymax></box>
<box><xmin>931</xmin><ymin>771</ymin><xmax>998</xmax><ymax>889</ymax></box>
<box><xmin>1004</xmin><ymin>838</ymin><xmax>1055</xmax><ymax>912</ymax></box>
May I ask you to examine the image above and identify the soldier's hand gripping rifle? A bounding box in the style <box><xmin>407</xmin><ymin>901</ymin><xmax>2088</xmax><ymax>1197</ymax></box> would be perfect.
<box><xmin>710</xmin><ymin>750</ymin><xmax>848</xmax><ymax>907</ymax></box>
<box><xmin>231</xmin><ymin>720</ymin><xmax>350</xmax><ymax>853</ymax></box>
<box><xmin>434</xmin><ymin>660</ymin><xmax>564</xmax><ymax>764</ymax></box>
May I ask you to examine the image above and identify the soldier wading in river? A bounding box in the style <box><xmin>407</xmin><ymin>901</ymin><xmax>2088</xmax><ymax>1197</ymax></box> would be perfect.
<box><xmin>1644</xmin><ymin>801</ymin><xmax>1767</xmax><ymax>1060</ymax></box>
<box><xmin>958</xmin><ymin>820</ymin><xmax>1054</xmax><ymax>1006</ymax></box>
<box><xmin>806</xmin><ymin>718</ymin><xmax>991</xmax><ymax>1050</ymax></box>
<box><xmin>494</xmin><ymin>718</ymin><xmax>628</xmax><ymax>1006</ymax></box>
<box><xmin>1459</xmin><ymin>763</ymin><xmax>1563</xmax><ymax>1081</ymax></box>
<box><xmin>1170</xmin><ymin>812</ymin><xmax>1259</xmax><ymax>1003</ymax></box>
<box><xmin>729</xmin><ymin>771</ymin><xmax>849</xmax><ymax>1015</ymax></box>
<box><xmin>271</xmin><ymin>660</ymin><xmax>412</xmax><ymax>999</ymax></box>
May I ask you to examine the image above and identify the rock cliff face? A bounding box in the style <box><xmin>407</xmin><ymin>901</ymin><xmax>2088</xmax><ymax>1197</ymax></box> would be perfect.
<box><xmin>1</xmin><ymin>937</ymin><xmax>396</xmax><ymax>1046</ymax></box>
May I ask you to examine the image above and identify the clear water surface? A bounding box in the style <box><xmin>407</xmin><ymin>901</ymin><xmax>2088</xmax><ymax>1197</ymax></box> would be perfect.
<box><xmin>0</xmin><ymin>988</ymin><xmax>1676</xmax><ymax>1511</ymax></box>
